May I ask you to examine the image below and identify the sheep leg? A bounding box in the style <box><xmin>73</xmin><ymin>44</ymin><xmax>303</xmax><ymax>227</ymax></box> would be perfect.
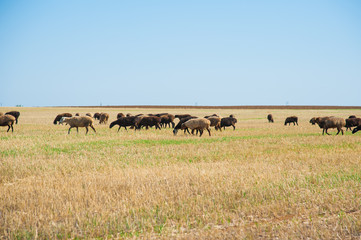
<box><xmin>85</xmin><ymin>126</ymin><xmax>89</xmax><ymax>135</ymax></box>
<box><xmin>7</xmin><ymin>125</ymin><xmax>10</xmax><ymax>132</ymax></box>
<box><xmin>232</xmin><ymin>124</ymin><xmax>235</xmax><ymax>130</ymax></box>
<box><xmin>207</xmin><ymin>128</ymin><xmax>211</xmax><ymax>136</ymax></box>
<box><xmin>68</xmin><ymin>127</ymin><xmax>73</xmax><ymax>134</ymax></box>
<box><xmin>199</xmin><ymin>129</ymin><xmax>203</xmax><ymax>137</ymax></box>
<box><xmin>171</xmin><ymin>122</ymin><xmax>175</xmax><ymax>128</ymax></box>
<box><xmin>325</xmin><ymin>128</ymin><xmax>331</xmax><ymax>135</ymax></box>
<box><xmin>76</xmin><ymin>127</ymin><xmax>79</xmax><ymax>133</ymax></box>
<box><xmin>185</xmin><ymin>128</ymin><xmax>190</xmax><ymax>134</ymax></box>
<box><xmin>118</xmin><ymin>126</ymin><xmax>121</xmax><ymax>132</ymax></box>
<box><xmin>90</xmin><ymin>125</ymin><xmax>96</xmax><ymax>133</ymax></box>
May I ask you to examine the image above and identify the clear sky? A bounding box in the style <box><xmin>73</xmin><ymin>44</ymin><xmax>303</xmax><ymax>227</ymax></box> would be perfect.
<box><xmin>1</xmin><ymin>1</ymin><xmax>360</xmax><ymax>107</ymax></box>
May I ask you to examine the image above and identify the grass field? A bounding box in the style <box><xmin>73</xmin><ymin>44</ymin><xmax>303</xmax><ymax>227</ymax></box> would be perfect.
<box><xmin>1</xmin><ymin>107</ymin><xmax>361</xmax><ymax>239</ymax></box>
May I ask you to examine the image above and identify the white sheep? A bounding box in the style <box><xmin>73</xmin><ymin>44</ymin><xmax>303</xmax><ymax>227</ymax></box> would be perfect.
<box><xmin>181</xmin><ymin>118</ymin><xmax>211</xmax><ymax>137</ymax></box>
<box><xmin>60</xmin><ymin>116</ymin><xmax>96</xmax><ymax>135</ymax></box>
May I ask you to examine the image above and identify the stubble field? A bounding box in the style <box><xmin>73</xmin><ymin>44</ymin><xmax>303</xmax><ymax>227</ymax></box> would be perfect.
<box><xmin>0</xmin><ymin>107</ymin><xmax>361</xmax><ymax>239</ymax></box>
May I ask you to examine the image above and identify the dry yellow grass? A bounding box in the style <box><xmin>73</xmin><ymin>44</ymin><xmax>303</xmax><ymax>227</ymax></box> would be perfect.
<box><xmin>0</xmin><ymin>107</ymin><xmax>361</xmax><ymax>239</ymax></box>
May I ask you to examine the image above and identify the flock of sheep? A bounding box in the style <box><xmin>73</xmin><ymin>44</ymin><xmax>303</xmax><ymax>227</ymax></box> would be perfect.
<box><xmin>53</xmin><ymin>112</ymin><xmax>237</xmax><ymax>136</ymax></box>
<box><xmin>1</xmin><ymin>110</ymin><xmax>361</xmax><ymax>136</ymax></box>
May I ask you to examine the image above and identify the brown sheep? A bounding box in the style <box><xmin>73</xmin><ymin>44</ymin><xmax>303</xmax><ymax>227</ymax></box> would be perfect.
<box><xmin>205</xmin><ymin>116</ymin><xmax>221</xmax><ymax>130</ymax></box>
<box><xmin>53</xmin><ymin>113</ymin><xmax>72</xmax><ymax>125</ymax></box>
<box><xmin>284</xmin><ymin>116</ymin><xmax>298</xmax><ymax>126</ymax></box>
<box><xmin>5</xmin><ymin>111</ymin><xmax>20</xmax><ymax>124</ymax></box>
<box><xmin>109</xmin><ymin>116</ymin><xmax>137</xmax><ymax>132</ymax></box>
<box><xmin>220</xmin><ymin>116</ymin><xmax>237</xmax><ymax>130</ymax></box>
<box><xmin>345</xmin><ymin>118</ymin><xmax>361</xmax><ymax>131</ymax></box>
<box><xmin>93</xmin><ymin>113</ymin><xmax>100</xmax><ymax>120</ymax></box>
<box><xmin>136</xmin><ymin>116</ymin><xmax>161</xmax><ymax>130</ymax></box>
<box><xmin>267</xmin><ymin>114</ymin><xmax>274</xmax><ymax>123</ymax></box>
<box><xmin>315</xmin><ymin>117</ymin><xmax>345</xmax><ymax>135</ymax></box>
<box><xmin>59</xmin><ymin>116</ymin><xmax>96</xmax><ymax>134</ymax></box>
<box><xmin>0</xmin><ymin>115</ymin><xmax>15</xmax><ymax>132</ymax></box>
<box><xmin>159</xmin><ymin>114</ymin><xmax>175</xmax><ymax>128</ymax></box>
<box><xmin>117</xmin><ymin>113</ymin><xmax>125</xmax><ymax>119</ymax></box>
<box><xmin>99</xmin><ymin>113</ymin><xmax>109</xmax><ymax>124</ymax></box>
<box><xmin>181</xmin><ymin>118</ymin><xmax>211</xmax><ymax>137</ymax></box>
<box><xmin>173</xmin><ymin>116</ymin><xmax>198</xmax><ymax>135</ymax></box>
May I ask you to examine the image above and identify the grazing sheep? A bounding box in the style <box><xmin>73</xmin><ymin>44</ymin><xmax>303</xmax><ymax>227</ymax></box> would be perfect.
<box><xmin>53</xmin><ymin>113</ymin><xmax>72</xmax><ymax>125</ymax></box>
<box><xmin>109</xmin><ymin>116</ymin><xmax>136</xmax><ymax>132</ymax></box>
<box><xmin>99</xmin><ymin>113</ymin><xmax>109</xmax><ymax>124</ymax></box>
<box><xmin>345</xmin><ymin>118</ymin><xmax>361</xmax><ymax>131</ymax></box>
<box><xmin>349</xmin><ymin>115</ymin><xmax>356</xmax><ymax>119</ymax></box>
<box><xmin>220</xmin><ymin>116</ymin><xmax>237</xmax><ymax>130</ymax></box>
<box><xmin>352</xmin><ymin>125</ymin><xmax>361</xmax><ymax>134</ymax></box>
<box><xmin>309</xmin><ymin>117</ymin><xmax>316</xmax><ymax>125</ymax></box>
<box><xmin>75</xmin><ymin>113</ymin><xmax>80</xmax><ymax>116</ymax></box>
<box><xmin>267</xmin><ymin>114</ymin><xmax>274</xmax><ymax>123</ymax></box>
<box><xmin>173</xmin><ymin>116</ymin><xmax>198</xmax><ymax>135</ymax></box>
<box><xmin>284</xmin><ymin>116</ymin><xmax>298</xmax><ymax>126</ymax></box>
<box><xmin>136</xmin><ymin>116</ymin><xmax>161</xmax><ymax>130</ymax></box>
<box><xmin>181</xmin><ymin>118</ymin><xmax>211</xmax><ymax>137</ymax></box>
<box><xmin>159</xmin><ymin>114</ymin><xmax>175</xmax><ymax>128</ymax></box>
<box><xmin>60</xmin><ymin>116</ymin><xmax>96</xmax><ymax>134</ymax></box>
<box><xmin>93</xmin><ymin>113</ymin><xmax>100</xmax><ymax>120</ymax></box>
<box><xmin>86</xmin><ymin>113</ymin><xmax>92</xmax><ymax>117</ymax></box>
<box><xmin>205</xmin><ymin>116</ymin><xmax>221</xmax><ymax>130</ymax></box>
<box><xmin>5</xmin><ymin>111</ymin><xmax>20</xmax><ymax>124</ymax></box>
<box><xmin>117</xmin><ymin>113</ymin><xmax>125</xmax><ymax>119</ymax></box>
<box><xmin>315</xmin><ymin>117</ymin><xmax>345</xmax><ymax>135</ymax></box>
<box><xmin>0</xmin><ymin>115</ymin><xmax>15</xmax><ymax>132</ymax></box>
<box><xmin>175</xmin><ymin>114</ymin><xmax>191</xmax><ymax>120</ymax></box>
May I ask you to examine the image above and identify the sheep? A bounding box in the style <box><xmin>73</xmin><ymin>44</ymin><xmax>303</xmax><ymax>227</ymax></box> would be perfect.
<box><xmin>220</xmin><ymin>116</ymin><xmax>237</xmax><ymax>130</ymax></box>
<box><xmin>59</xmin><ymin>116</ymin><xmax>96</xmax><ymax>134</ymax></box>
<box><xmin>159</xmin><ymin>114</ymin><xmax>175</xmax><ymax>128</ymax></box>
<box><xmin>93</xmin><ymin>113</ymin><xmax>100</xmax><ymax>120</ymax></box>
<box><xmin>117</xmin><ymin>113</ymin><xmax>125</xmax><ymax>119</ymax></box>
<box><xmin>136</xmin><ymin>116</ymin><xmax>161</xmax><ymax>130</ymax></box>
<box><xmin>284</xmin><ymin>116</ymin><xmax>298</xmax><ymax>126</ymax></box>
<box><xmin>0</xmin><ymin>115</ymin><xmax>15</xmax><ymax>132</ymax></box>
<box><xmin>99</xmin><ymin>113</ymin><xmax>109</xmax><ymax>124</ymax></box>
<box><xmin>173</xmin><ymin>116</ymin><xmax>198</xmax><ymax>135</ymax></box>
<box><xmin>86</xmin><ymin>113</ymin><xmax>92</xmax><ymax>117</ymax></box>
<box><xmin>345</xmin><ymin>118</ymin><xmax>361</xmax><ymax>131</ymax></box>
<box><xmin>352</xmin><ymin>125</ymin><xmax>361</xmax><ymax>134</ymax></box>
<box><xmin>181</xmin><ymin>118</ymin><xmax>211</xmax><ymax>137</ymax></box>
<box><xmin>5</xmin><ymin>111</ymin><xmax>20</xmax><ymax>124</ymax></box>
<box><xmin>267</xmin><ymin>114</ymin><xmax>274</xmax><ymax>123</ymax></box>
<box><xmin>205</xmin><ymin>116</ymin><xmax>221</xmax><ymax>131</ymax></box>
<box><xmin>109</xmin><ymin>116</ymin><xmax>136</xmax><ymax>132</ymax></box>
<box><xmin>75</xmin><ymin>113</ymin><xmax>80</xmax><ymax>116</ymax></box>
<box><xmin>318</xmin><ymin>117</ymin><xmax>346</xmax><ymax>135</ymax></box>
<box><xmin>53</xmin><ymin>113</ymin><xmax>72</xmax><ymax>125</ymax></box>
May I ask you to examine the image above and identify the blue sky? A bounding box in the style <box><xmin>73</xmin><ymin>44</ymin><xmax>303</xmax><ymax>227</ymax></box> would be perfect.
<box><xmin>1</xmin><ymin>1</ymin><xmax>360</xmax><ymax>107</ymax></box>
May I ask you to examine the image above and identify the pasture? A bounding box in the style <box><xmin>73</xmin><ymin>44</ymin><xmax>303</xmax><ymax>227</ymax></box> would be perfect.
<box><xmin>0</xmin><ymin>107</ymin><xmax>361</xmax><ymax>239</ymax></box>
